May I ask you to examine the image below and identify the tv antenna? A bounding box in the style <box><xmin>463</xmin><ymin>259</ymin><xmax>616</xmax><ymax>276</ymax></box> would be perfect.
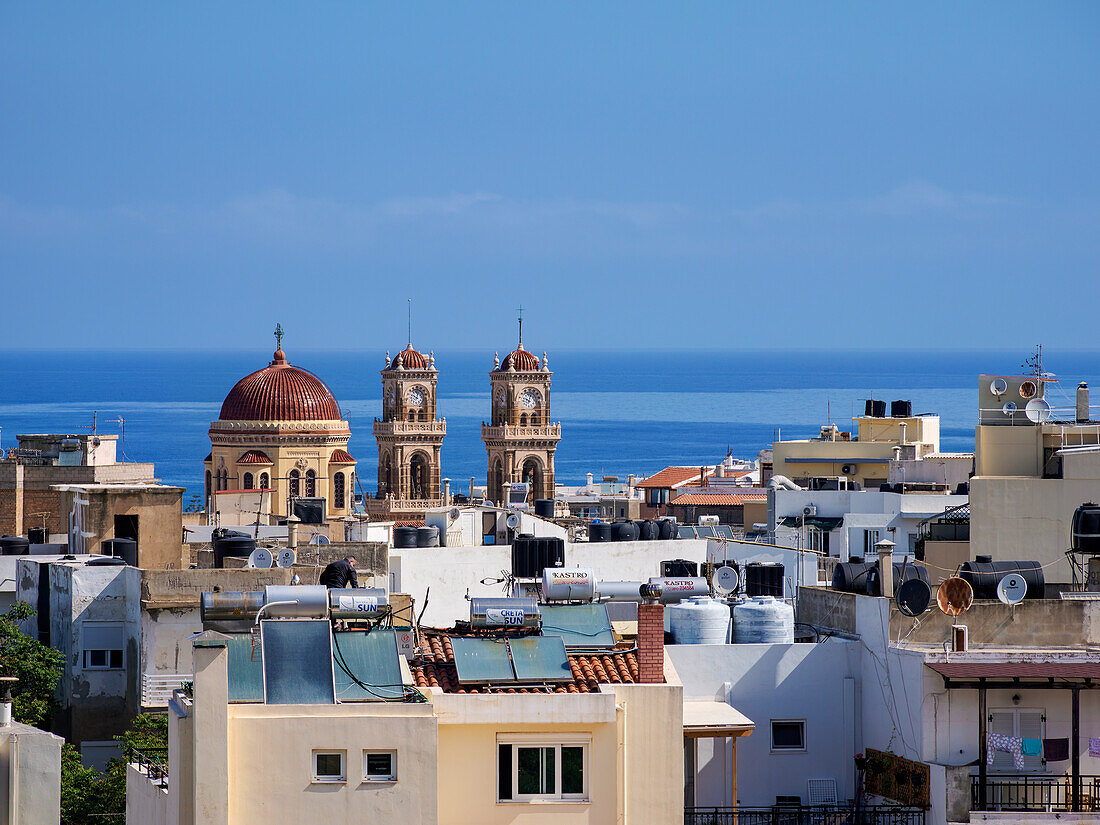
<box><xmin>1022</xmin><ymin>344</ymin><xmax>1042</xmax><ymax>379</ymax></box>
<box><xmin>106</xmin><ymin>417</ymin><xmax>126</xmax><ymax>461</ymax></box>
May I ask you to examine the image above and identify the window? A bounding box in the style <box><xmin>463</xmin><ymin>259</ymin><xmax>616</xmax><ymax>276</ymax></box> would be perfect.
<box><xmin>289</xmin><ymin>470</ymin><xmax>300</xmax><ymax>497</ymax></box>
<box><xmin>259</xmin><ymin>472</ymin><xmax>269</xmax><ymax>490</ymax></box>
<box><xmin>497</xmin><ymin>739</ymin><xmax>588</xmax><ymax>802</ymax></box>
<box><xmin>363</xmin><ymin>750</ymin><xmax>396</xmax><ymax>782</ymax></box>
<box><xmin>243</xmin><ymin>472</ymin><xmax>254</xmax><ymax>490</ymax></box>
<box><xmin>82</xmin><ymin>622</ymin><xmax>124</xmax><ymax>670</ymax></box>
<box><xmin>770</xmin><ymin>720</ymin><xmax>806</xmax><ymax>752</ymax></box>
<box><xmin>305</xmin><ymin>469</ymin><xmax>316</xmax><ymax>496</ymax></box>
<box><xmin>312</xmin><ymin>750</ymin><xmax>346</xmax><ymax>783</ymax></box>
<box><xmin>990</xmin><ymin>709</ymin><xmax>1045</xmax><ymax>772</ymax></box>
<box><xmin>333</xmin><ymin>472</ymin><xmax>345</xmax><ymax>510</ymax></box>
<box><xmin>863</xmin><ymin>529</ymin><xmax>882</xmax><ymax>556</ymax></box>
<box><xmin>807</xmin><ymin>527</ymin><xmax>830</xmax><ymax>554</ymax></box>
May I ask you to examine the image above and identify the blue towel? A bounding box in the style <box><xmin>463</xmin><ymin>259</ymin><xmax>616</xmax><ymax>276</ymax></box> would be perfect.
<box><xmin>1021</xmin><ymin>738</ymin><xmax>1042</xmax><ymax>756</ymax></box>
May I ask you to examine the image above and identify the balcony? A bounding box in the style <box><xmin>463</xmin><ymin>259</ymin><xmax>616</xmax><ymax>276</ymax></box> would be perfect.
<box><xmin>972</xmin><ymin>774</ymin><xmax>1100</xmax><ymax>813</ymax></box>
<box><xmin>481</xmin><ymin>422</ymin><xmax>562</xmax><ymax>440</ymax></box>
<box><xmin>373</xmin><ymin>419</ymin><xmax>447</xmax><ymax>436</ymax></box>
<box><xmin>141</xmin><ymin>673</ymin><xmax>191</xmax><ymax>708</ymax></box>
<box><xmin>685</xmin><ymin>806</ymin><xmax>925</xmax><ymax>825</ymax></box>
<box><xmin>364</xmin><ymin>497</ymin><xmax>445</xmax><ymax>513</ymax></box>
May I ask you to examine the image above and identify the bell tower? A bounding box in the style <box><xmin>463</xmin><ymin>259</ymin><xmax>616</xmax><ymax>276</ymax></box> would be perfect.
<box><xmin>482</xmin><ymin>310</ymin><xmax>561</xmax><ymax>505</ymax></box>
<box><xmin>369</xmin><ymin>338</ymin><xmax>447</xmax><ymax>521</ymax></box>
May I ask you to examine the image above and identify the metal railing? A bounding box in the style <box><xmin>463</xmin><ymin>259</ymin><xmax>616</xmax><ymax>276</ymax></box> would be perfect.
<box><xmin>129</xmin><ymin>748</ymin><xmax>169</xmax><ymax>789</ymax></box>
<box><xmin>685</xmin><ymin>806</ymin><xmax>925</xmax><ymax>825</ymax></box>
<box><xmin>971</xmin><ymin>774</ymin><xmax>1100</xmax><ymax>812</ymax></box>
<box><xmin>141</xmin><ymin>673</ymin><xmax>191</xmax><ymax>707</ymax></box>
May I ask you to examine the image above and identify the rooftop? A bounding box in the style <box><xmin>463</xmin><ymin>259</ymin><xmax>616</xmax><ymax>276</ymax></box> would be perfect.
<box><xmin>635</xmin><ymin>467</ymin><xmax>713</xmax><ymax>489</ymax></box>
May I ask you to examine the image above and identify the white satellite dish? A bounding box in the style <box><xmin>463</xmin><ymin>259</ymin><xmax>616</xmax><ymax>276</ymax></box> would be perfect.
<box><xmin>275</xmin><ymin>548</ymin><xmax>296</xmax><ymax>568</ymax></box>
<box><xmin>1025</xmin><ymin>398</ymin><xmax>1052</xmax><ymax>423</ymax></box>
<box><xmin>1002</xmin><ymin>401</ymin><xmax>1018</xmax><ymax>416</ymax></box>
<box><xmin>505</xmin><ymin>512</ymin><xmax>521</xmax><ymax>530</ymax></box>
<box><xmin>308</xmin><ymin>534</ymin><xmax>330</xmax><ymax>545</ymax></box>
<box><xmin>712</xmin><ymin>565</ymin><xmax>739</xmax><ymax>597</ymax></box>
<box><xmin>996</xmin><ymin>573</ymin><xmax>1027</xmax><ymax>606</ymax></box>
<box><xmin>247</xmin><ymin>547</ymin><xmax>273</xmax><ymax>569</ymax></box>
<box><xmin>990</xmin><ymin>378</ymin><xmax>1008</xmax><ymax>396</ymax></box>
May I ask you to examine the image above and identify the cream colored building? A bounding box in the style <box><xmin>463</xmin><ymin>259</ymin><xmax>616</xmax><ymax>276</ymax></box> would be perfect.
<box><xmin>772</xmin><ymin>413</ymin><xmax>940</xmax><ymax>489</ymax></box>
<box><xmin>205</xmin><ymin>329</ymin><xmax>355</xmax><ymax>523</ymax></box>
<box><xmin>971</xmin><ymin>374</ymin><xmax>1100</xmax><ymax>581</ymax></box>
<box><xmin>0</xmin><ymin>719</ymin><xmax>63</xmax><ymax>825</ymax></box>
<box><xmin>129</xmin><ymin>603</ymin><xmax>748</xmax><ymax>825</ymax></box>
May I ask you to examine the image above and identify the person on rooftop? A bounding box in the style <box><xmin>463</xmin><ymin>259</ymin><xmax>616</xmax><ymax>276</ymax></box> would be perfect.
<box><xmin>319</xmin><ymin>556</ymin><xmax>358</xmax><ymax>588</ymax></box>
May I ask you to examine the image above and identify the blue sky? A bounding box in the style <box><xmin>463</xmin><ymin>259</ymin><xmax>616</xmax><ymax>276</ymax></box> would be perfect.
<box><xmin>1</xmin><ymin>3</ymin><xmax>1098</xmax><ymax>351</ymax></box>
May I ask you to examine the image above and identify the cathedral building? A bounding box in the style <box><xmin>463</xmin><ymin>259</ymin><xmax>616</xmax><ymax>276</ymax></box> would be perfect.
<box><xmin>366</xmin><ymin>343</ymin><xmax>447</xmax><ymax>522</ymax></box>
<box><xmin>482</xmin><ymin>331</ymin><xmax>561</xmax><ymax>505</ymax></box>
<box><xmin>205</xmin><ymin>327</ymin><xmax>355</xmax><ymax>522</ymax></box>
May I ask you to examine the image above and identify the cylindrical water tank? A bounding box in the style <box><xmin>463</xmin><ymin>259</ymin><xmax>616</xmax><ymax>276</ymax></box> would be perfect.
<box><xmin>542</xmin><ymin>568</ymin><xmax>596</xmax><ymax>601</ymax></box>
<box><xmin>1072</xmin><ymin>502</ymin><xmax>1100</xmax><ymax>554</ymax></box>
<box><xmin>589</xmin><ymin>522</ymin><xmax>612</xmax><ymax>543</ymax></box>
<box><xmin>670</xmin><ymin>597</ymin><xmax>731</xmax><ymax>644</ymax></box>
<box><xmin>213</xmin><ymin>534</ymin><xmax>256</xmax><ymax>568</ymax></box>
<box><xmin>649</xmin><ymin>576</ymin><xmax>709</xmax><ymax>603</ymax></box>
<box><xmin>867</xmin><ymin>562</ymin><xmax>931</xmax><ymax>597</ymax></box>
<box><xmin>732</xmin><ymin>596</ymin><xmax>795</xmax><ymax>644</ymax></box>
<box><xmin>597</xmin><ymin>581</ymin><xmax>646</xmax><ymax>601</ymax></box>
<box><xmin>657</xmin><ymin>519</ymin><xmax>674</xmax><ymax>541</ymax></box>
<box><xmin>744</xmin><ymin>562</ymin><xmax>784</xmax><ymax>597</ymax></box>
<box><xmin>200</xmin><ymin>590</ymin><xmax>264</xmax><ymax>624</ymax></box>
<box><xmin>661</xmin><ymin>559</ymin><xmax>699</xmax><ymax>578</ymax></box>
<box><xmin>959</xmin><ymin>558</ymin><xmax>1044</xmax><ymax>599</ymax></box>
<box><xmin>534</xmin><ymin>499</ymin><xmax>555</xmax><ymax>518</ymax></box>
<box><xmin>263</xmin><ymin>584</ymin><xmax>330</xmax><ymax>618</ymax></box>
<box><xmin>832</xmin><ymin>561</ymin><xmax>876</xmax><ymax>594</ymax></box>
<box><xmin>612</xmin><ymin>521</ymin><xmax>639</xmax><ymax>542</ymax></box>
<box><xmin>328</xmin><ymin>587</ymin><xmax>389</xmax><ymax>619</ymax></box>
<box><xmin>416</xmin><ymin>526</ymin><xmax>440</xmax><ymax>547</ymax></box>
<box><xmin>102</xmin><ymin>538</ymin><xmax>138</xmax><ymax>566</ymax></box>
<box><xmin>638</xmin><ymin>520</ymin><xmax>660</xmax><ymax>541</ymax></box>
<box><xmin>393</xmin><ymin>526</ymin><xmax>419</xmax><ymax>548</ymax></box>
<box><xmin>470</xmin><ymin>598</ymin><xmax>541</xmax><ymax>629</ymax></box>
<box><xmin>0</xmin><ymin>536</ymin><xmax>30</xmax><ymax>556</ymax></box>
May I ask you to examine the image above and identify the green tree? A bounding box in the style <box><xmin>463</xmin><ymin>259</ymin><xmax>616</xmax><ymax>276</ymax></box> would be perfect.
<box><xmin>0</xmin><ymin>601</ymin><xmax>62</xmax><ymax>726</ymax></box>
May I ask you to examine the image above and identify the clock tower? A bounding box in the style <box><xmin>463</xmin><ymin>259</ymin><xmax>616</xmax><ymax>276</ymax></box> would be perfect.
<box><xmin>368</xmin><ymin>343</ymin><xmax>447</xmax><ymax>521</ymax></box>
<box><xmin>482</xmin><ymin>316</ymin><xmax>561</xmax><ymax>505</ymax></box>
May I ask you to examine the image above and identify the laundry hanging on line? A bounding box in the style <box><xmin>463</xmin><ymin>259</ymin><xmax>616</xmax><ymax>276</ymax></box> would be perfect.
<box><xmin>1043</xmin><ymin>738</ymin><xmax>1069</xmax><ymax>762</ymax></box>
<box><xmin>988</xmin><ymin>733</ymin><xmax>1024</xmax><ymax>770</ymax></box>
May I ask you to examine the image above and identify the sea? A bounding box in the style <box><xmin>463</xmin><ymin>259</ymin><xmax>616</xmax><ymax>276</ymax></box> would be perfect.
<box><xmin>3</xmin><ymin>348</ymin><xmax>1099</xmax><ymax>507</ymax></box>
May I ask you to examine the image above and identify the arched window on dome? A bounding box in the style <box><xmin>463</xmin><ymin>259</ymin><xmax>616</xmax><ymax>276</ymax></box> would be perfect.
<box><xmin>289</xmin><ymin>470</ymin><xmax>300</xmax><ymax>497</ymax></box>
<box><xmin>259</xmin><ymin>472</ymin><xmax>269</xmax><ymax>490</ymax></box>
<box><xmin>305</xmin><ymin>469</ymin><xmax>316</xmax><ymax>497</ymax></box>
<box><xmin>205</xmin><ymin>471</ymin><xmax>212</xmax><ymax>500</ymax></box>
<box><xmin>519</xmin><ymin>413</ymin><xmax>528</xmax><ymax>426</ymax></box>
<box><xmin>530</xmin><ymin>411</ymin><xmax>540</xmax><ymax>426</ymax></box>
<box><xmin>217</xmin><ymin>469</ymin><xmax>228</xmax><ymax>491</ymax></box>
<box><xmin>243</xmin><ymin>472</ymin><xmax>254</xmax><ymax>491</ymax></box>
<box><xmin>333</xmin><ymin>473</ymin><xmax>345</xmax><ymax>510</ymax></box>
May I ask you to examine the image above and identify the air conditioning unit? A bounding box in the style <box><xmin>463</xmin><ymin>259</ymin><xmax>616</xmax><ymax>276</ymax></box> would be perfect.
<box><xmin>802</xmin><ymin>505</ymin><xmax>817</xmax><ymax>517</ymax></box>
<box><xmin>841</xmin><ymin>464</ymin><xmax>854</xmax><ymax>475</ymax></box>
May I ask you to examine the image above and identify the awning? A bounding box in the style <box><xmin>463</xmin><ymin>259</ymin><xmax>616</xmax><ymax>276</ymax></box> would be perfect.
<box><xmin>927</xmin><ymin>661</ymin><xmax>1100</xmax><ymax>687</ymax></box>
<box><xmin>683</xmin><ymin>701</ymin><xmax>755</xmax><ymax>738</ymax></box>
<box><xmin>779</xmin><ymin>516</ymin><xmax>843</xmax><ymax>530</ymax></box>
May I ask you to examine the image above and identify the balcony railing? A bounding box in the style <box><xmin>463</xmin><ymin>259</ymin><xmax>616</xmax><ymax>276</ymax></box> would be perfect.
<box><xmin>363</xmin><ymin>497</ymin><xmax>445</xmax><ymax>512</ymax></box>
<box><xmin>129</xmin><ymin>747</ymin><xmax>169</xmax><ymax>789</ymax></box>
<box><xmin>971</xmin><ymin>774</ymin><xmax>1100</xmax><ymax>812</ymax></box>
<box><xmin>372</xmin><ymin>419</ymin><xmax>447</xmax><ymax>435</ymax></box>
<box><xmin>685</xmin><ymin>806</ymin><xmax>925</xmax><ymax>825</ymax></box>
<box><xmin>481</xmin><ymin>422</ymin><xmax>562</xmax><ymax>440</ymax></box>
<box><xmin>141</xmin><ymin>673</ymin><xmax>191</xmax><ymax>708</ymax></box>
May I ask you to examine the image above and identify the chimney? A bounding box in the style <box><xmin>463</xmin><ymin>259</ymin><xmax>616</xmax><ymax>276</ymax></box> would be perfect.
<box><xmin>627</xmin><ymin>474</ymin><xmax>635</xmax><ymax>489</ymax></box>
<box><xmin>876</xmin><ymin>539</ymin><xmax>896</xmax><ymax>597</ymax></box>
<box><xmin>899</xmin><ymin>422</ymin><xmax>907</xmax><ymax>445</ymax></box>
<box><xmin>443</xmin><ymin>478</ymin><xmax>451</xmax><ymax>504</ymax></box>
<box><xmin>637</xmin><ymin>583</ymin><xmax>665</xmax><ymax>684</ymax></box>
<box><xmin>587</xmin><ymin>473</ymin><xmax>593</xmax><ymax>487</ymax></box>
<box><xmin>0</xmin><ymin>677</ymin><xmax>16</xmax><ymax>727</ymax></box>
<box><xmin>1078</xmin><ymin>383</ymin><xmax>1090</xmax><ymax>423</ymax></box>
<box><xmin>287</xmin><ymin>515</ymin><xmax>300</xmax><ymax>550</ymax></box>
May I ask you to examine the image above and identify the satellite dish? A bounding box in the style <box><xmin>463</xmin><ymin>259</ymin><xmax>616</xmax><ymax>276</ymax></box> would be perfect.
<box><xmin>896</xmin><ymin>578</ymin><xmax>932</xmax><ymax>617</ymax></box>
<box><xmin>1002</xmin><ymin>401</ymin><xmax>1018</xmax><ymax>415</ymax></box>
<box><xmin>308</xmin><ymin>534</ymin><xmax>330</xmax><ymax>545</ymax></box>
<box><xmin>996</xmin><ymin>573</ymin><xmax>1027</xmax><ymax>606</ymax></box>
<box><xmin>505</xmin><ymin>512</ymin><xmax>521</xmax><ymax>530</ymax></box>
<box><xmin>247</xmin><ymin>547</ymin><xmax>273</xmax><ymax>569</ymax></box>
<box><xmin>1019</xmin><ymin>380</ymin><xmax>1038</xmax><ymax>400</ymax></box>
<box><xmin>937</xmin><ymin>576</ymin><xmax>974</xmax><ymax>617</ymax></box>
<box><xmin>450</xmin><ymin>507</ymin><xmax>461</xmax><ymax>520</ymax></box>
<box><xmin>275</xmin><ymin>548</ymin><xmax>296</xmax><ymax>568</ymax></box>
<box><xmin>712</xmin><ymin>566</ymin><xmax>740</xmax><ymax>597</ymax></box>
<box><xmin>990</xmin><ymin>378</ymin><xmax>1008</xmax><ymax>396</ymax></box>
<box><xmin>1025</xmin><ymin>398</ymin><xmax>1052</xmax><ymax>423</ymax></box>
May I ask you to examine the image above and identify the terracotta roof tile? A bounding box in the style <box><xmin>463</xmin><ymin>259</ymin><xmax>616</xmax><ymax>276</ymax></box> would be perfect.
<box><xmin>634</xmin><ymin>467</ymin><xmax>713</xmax><ymax>489</ymax></box>
<box><xmin>236</xmin><ymin>450</ymin><xmax>272</xmax><ymax>465</ymax></box>
<box><xmin>329</xmin><ymin>449</ymin><xmax>356</xmax><ymax>464</ymax></box>
<box><xmin>670</xmin><ymin>492</ymin><xmax>767</xmax><ymax>506</ymax></box>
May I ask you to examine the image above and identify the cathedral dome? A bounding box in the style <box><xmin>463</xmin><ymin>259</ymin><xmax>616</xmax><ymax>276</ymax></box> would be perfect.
<box><xmin>219</xmin><ymin>349</ymin><xmax>342</xmax><ymax>422</ymax></box>
<box><xmin>389</xmin><ymin>344</ymin><xmax>429</xmax><ymax>370</ymax></box>
<box><xmin>497</xmin><ymin>346</ymin><xmax>541</xmax><ymax>372</ymax></box>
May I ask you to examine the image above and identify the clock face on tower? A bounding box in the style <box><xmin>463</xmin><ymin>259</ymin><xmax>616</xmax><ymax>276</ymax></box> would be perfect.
<box><xmin>520</xmin><ymin>389</ymin><xmax>539</xmax><ymax>409</ymax></box>
<box><xmin>408</xmin><ymin>388</ymin><xmax>425</xmax><ymax>407</ymax></box>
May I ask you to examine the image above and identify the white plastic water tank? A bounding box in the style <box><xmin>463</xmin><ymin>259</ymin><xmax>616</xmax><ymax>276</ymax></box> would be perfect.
<box><xmin>732</xmin><ymin>596</ymin><xmax>794</xmax><ymax>644</ymax></box>
<box><xmin>669</xmin><ymin>596</ymin><xmax>731</xmax><ymax>645</ymax></box>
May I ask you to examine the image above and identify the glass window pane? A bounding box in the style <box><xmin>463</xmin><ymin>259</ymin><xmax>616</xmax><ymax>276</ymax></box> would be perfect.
<box><xmin>543</xmin><ymin>746</ymin><xmax>555</xmax><ymax>794</ymax></box>
<box><xmin>109</xmin><ymin>650</ymin><xmax>123</xmax><ymax>669</ymax></box>
<box><xmin>498</xmin><ymin>744</ymin><xmax>512</xmax><ymax>800</ymax></box>
<box><xmin>771</xmin><ymin>721</ymin><xmax>805</xmax><ymax>750</ymax></box>
<box><xmin>366</xmin><ymin>753</ymin><xmax>392</xmax><ymax>778</ymax></box>
<box><xmin>562</xmin><ymin>746</ymin><xmax>584</xmax><ymax>795</ymax></box>
<box><xmin>315</xmin><ymin>753</ymin><xmax>342</xmax><ymax>778</ymax></box>
<box><xmin>518</xmin><ymin>746</ymin><xmax>554</xmax><ymax>795</ymax></box>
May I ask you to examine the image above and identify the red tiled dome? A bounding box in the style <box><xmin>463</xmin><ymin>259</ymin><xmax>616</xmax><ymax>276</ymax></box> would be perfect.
<box><xmin>219</xmin><ymin>350</ymin><xmax>342</xmax><ymax>422</ymax></box>
<box><xmin>236</xmin><ymin>450</ymin><xmax>272</xmax><ymax>465</ymax></box>
<box><xmin>498</xmin><ymin>346</ymin><xmax>540</xmax><ymax>372</ymax></box>
<box><xmin>329</xmin><ymin>449</ymin><xmax>356</xmax><ymax>464</ymax></box>
<box><xmin>390</xmin><ymin>344</ymin><xmax>428</xmax><ymax>370</ymax></box>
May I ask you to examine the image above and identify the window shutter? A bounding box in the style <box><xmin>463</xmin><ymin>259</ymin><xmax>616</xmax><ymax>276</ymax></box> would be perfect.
<box><xmin>989</xmin><ymin>711</ymin><xmax>1015</xmax><ymax>770</ymax></box>
<box><xmin>1018</xmin><ymin>711</ymin><xmax>1044</xmax><ymax>770</ymax></box>
<box><xmin>83</xmin><ymin>622</ymin><xmax>123</xmax><ymax>650</ymax></box>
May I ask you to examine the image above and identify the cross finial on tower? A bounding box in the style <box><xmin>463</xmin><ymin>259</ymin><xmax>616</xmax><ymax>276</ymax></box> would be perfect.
<box><xmin>407</xmin><ymin>298</ymin><xmax>413</xmax><ymax>347</ymax></box>
<box><xmin>274</xmin><ymin>322</ymin><xmax>284</xmax><ymax>350</ymax></box>
<box><xmin>517</xmin><ymin>305</ymin><xmax>524</xmax><ymax>349</ymax></box>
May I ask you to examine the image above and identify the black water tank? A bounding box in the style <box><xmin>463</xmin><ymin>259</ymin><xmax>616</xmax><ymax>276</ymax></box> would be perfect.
<box><xmin>639</xmin><ymin>520</ymin><xmax>660</xmax><ymax>541</ymax></box>
<box><xmin>589</xmin><ymin>522</ymin><xmax>612</xmax><ymax>543</ymax></box>
<box><xmin>416</xmin><ymin>526</ymin><xmax>440</xmax><ymax>548</ymax></box>
<box><xmin>393</xmin><ymin>526</ymin><xmax>419</xmax><ymax>549</ymax></box>
<box><xmin>891</xmin><ymin>400</ymin><xmax>912</xmax><ymax>418</ymax></box>
<box><xmin>212</xmin><ymin>534</ymin><xmax>256</xmax><ymax>568</ymax></box>
<box><xmin>534</xmin><ymin>499</ymin><xmax>555</xmax><ymax>519</ymax></box>
<box><xmin>745</xmin><ymin>562</ymin><xmax>784</xmax><ymax>597</ymax></box>
<box><xmin>865</xmin><ymin>400</ymin><xmax>875</xmax><ymax>416</ymax></box>
<box><xmin>612</xmin><ymin>521</ymin><xmax>639</xmax><ymax>542</ymax></box>
<box><xmin>867</xmin><ymin>562</ymin><xmax>931</xmax><ymax>597</ymax></box>
<box><xmin>955</xmin><ymin>482</ymin><xmax>970</xmax><ymax>496</ymax></box>
<box><xmin>832</xmin><ymin>561</ymin><xmax>877</xmax><ymax>594</ymax></box>
<box><xmin>661</xmin><ymin>559</ymin><xmax>699</xmax><ymax>578</ymax></box>
<box><xmin>27</xmin><ymin>527</ymin><xmax>47</xmax><ymax>544</ymax></box>
<box><xmin>511</xmin><ymin>535</ymin><xmax>565</xmax><ymax>578</ymax></box>
<box><xmin>1072</xmin><ymin>502</ymin><xmax>1100</xmax><ymax>554</ymax></box>
<box><xmin>657</xmin><ymin>519</ymin><xmax>674</xmax><ymax>541</ymax></box>
<box><xmin>959</xmin><ymin>558</ymin><xmax>1044</xmax><ymax>599</ymax></box>
<box><xmin>102</xmin><ymin>538</ymin><xmax>138</xmax><ymax>566</ymax></box>
<box><xmin>0</xmin><ymin>536</ymin><xmax>30</xmax><ymax>556</ymax></box>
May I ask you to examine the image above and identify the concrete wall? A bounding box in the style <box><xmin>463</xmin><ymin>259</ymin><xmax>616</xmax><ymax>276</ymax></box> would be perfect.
<box><xmin>669</xmin><ymin>643</ymin><xmax>861</xmax><ymax>807</ymax></box>
<box><xmin>66</xmin><ymin>486</ymin><xmax>185</xmax><ymax>570</ymax></box>
<box><xmin>127</xmin><ymin>763</ymin><xmax>169</xmax><ymax>825</ymax></box>
<box><xmin>0</xmin><ymin>721</ymin><xmax>63</xmax><ymax>825</ymax></box>
<box><xmin>706</xmin><ymin>538</ymin><xmax>821</xmax><ymax>595</ymax></box>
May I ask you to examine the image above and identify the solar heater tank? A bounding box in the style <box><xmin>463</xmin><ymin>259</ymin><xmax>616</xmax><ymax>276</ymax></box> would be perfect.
<box><xmin>542</xmin><ymin>568</ymin><xmax>596</xmax><ymax>601</ymax></box>
<box><xmin>263</xmin><ymin>585</ymin><xmax>330</xmax><ymax>618</ymax></box>
<box><xmin>470</xmin><ymin>597</ymin><xmax>542</xmax><ymax>629</ymax></box>
<box><xmin>328</xmin><ymin>587</ymin><xmax>388</xmax><ymax>619</ymax></box>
